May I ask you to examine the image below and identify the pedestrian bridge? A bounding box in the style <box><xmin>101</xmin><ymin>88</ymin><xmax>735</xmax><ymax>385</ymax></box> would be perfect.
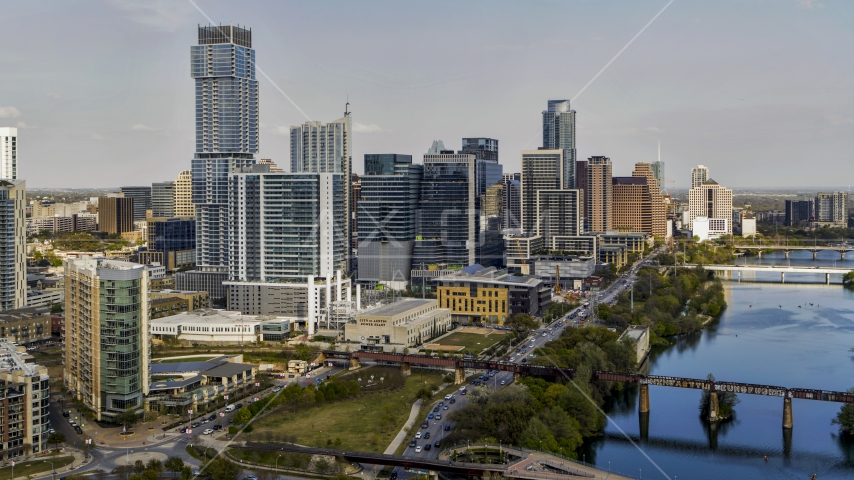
<box><xmin>683</xmin><ymin>264</ymin><xmax>851</xmax><ymax>283</ymax></box>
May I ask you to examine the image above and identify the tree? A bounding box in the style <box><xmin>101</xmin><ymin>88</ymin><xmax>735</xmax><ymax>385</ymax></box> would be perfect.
<box><xmin>47</xmin><ymin>432</ymin><xmax>66</xmax><ymax>449</ymax></box>
<box><xmin>180</xmin><ymin>466</ymin><xmax>193</xmax><ymax>480</ymax></box>
<box><xmin>134</xmin><ymin>460</ymin><xmax>146</xmax><ymax>474</ymax></box>
<box><xmin>699</xmin><ymin>374</ymin><xmax>740</xmax><ymax>420</ymax></box>
<box><xmin>832</xmin><ymin>388</ymin><xmax>854</xmax><ymax>436</ymax></box>
<box><xmin>165</xmin><ymin>457</ymin><xmax>185</xmax><ymax>475</ymax></box>
<box><xmin>146</xmin><ymin>459</ymin><xmax>163</xmax><ymax>474</ymax></box>
<box><xmin>205</xmin><ymin>457</ymin><xmax>240</xmax><ymax>480</ymax></box>
<box><xmin>843</xmin><ymin>271</ymin><xmax>854</xmax><ymax>286</ymax></box>
<box><xmin>233</xmin><ymin>407</ymin><xmax>252</xmax><ymax>424</ymax></box>
<box><xmin>115</xmin><ymin>408</ymin><xmax>139</xmax><ymax>429</ymax></box>
<box><xmin>505</xmin><ymin>313</ymin><xmax>538</xmax><ymax>333</ymax></box>
<box><xmin>140</xmin><ymin>470</ymin><xmax>158</xmax><ymax>480</ymax></box>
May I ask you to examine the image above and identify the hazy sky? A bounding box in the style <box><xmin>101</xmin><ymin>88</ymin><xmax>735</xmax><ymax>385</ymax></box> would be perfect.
<box><xmin>2</xmin><ymin>0</ymin><xmax>853</xmax><ymax>189</ymax></box>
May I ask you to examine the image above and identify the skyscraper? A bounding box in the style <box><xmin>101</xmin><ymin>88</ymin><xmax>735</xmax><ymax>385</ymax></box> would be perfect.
<box><xmin>815</xmin><ymin>192</ymin><xmax>848</xmax><ymax>227</ymax></box>
<box><xmin>358</xmin><ymin>154</ymin><xmax>422</xmax><ymax>289</ymax></box>
<box><xmin>290</xmin><ymin>111</ymin><xmax>352</xmax><ymax>269</ymax></box>
<box><xmin>520</xmin><ymin>149</ymin><xmax>563</xmax><ymax>236</ymax></box>
<box><xmin>120</xmin><ymin>186</ymin><xmax>152</xmax><ymax>222</ymax></box>
<box><xmin>542</xmin><ymin>100</ymin><xmax>577</xmax><ymax>188</ymax></box>
<box><xmin>460</xmin><ymin>138</ymin><xmax>499</xmax><ymax>162</ymax></box>
<box><xmin>502</xmin><ymin>174</ymin><xmax>521</xmax><ymax>230</ymax></box>
<box><xmin>688</xmin><ymin>166</ymin><xmax>732</xmax><ymax>235</ymax></box>
<box><xmin>691</xmin><ymin>165</ymin><xmax>709</xmax><ymax>189</ymax></box>
<box><xmin>173</xmin><ymin>170</ymin><xmax>195</xmax><ymax>217</ymax></box>
<box><xmin>98</xmin><ymin>197</ymin><xmax>134</xmax><ymax>234</ymax></box>
<box><xmin>64</xmin><ymin>258</ymin><xmax>149</xmax><ymax>421</ymax></box>
<box><xmin>586</xmin><ymin>156</ymin><xmax>613</xmax><ymax>233</ymax></box>
<box><xmin>191</xmin><ymin>24</ymin><xmax>258</xmax><ymax>273</ymax></box>
<box><xmin>612</xmin><ymin>163</ymin><xmax>666</xmax><ymax>237</ymax></box>
<box><xmin>0</xmin><ymin>127</ymin><xmax>17</xmax><ymax>180</ymax></box>
<box><xmin>0</xmin><ymin>179</ymin><xmax>25</xmax><ymax>311</ymax></box>
<box><xmin>784</xmin><ymin>199</ymin><xmax>813</xmax><ymax>226</ymax></box>
<box><xmin>151</xmin><ymin>181</ymin><xmax>175</xmax><ymax>217</ymax></box>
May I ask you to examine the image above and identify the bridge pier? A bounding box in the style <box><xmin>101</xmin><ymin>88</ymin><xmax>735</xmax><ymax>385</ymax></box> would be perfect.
<box><xmin>842</xmin><ymin>251</ymin><xmax>847</xmax><ymax>260</ymax></box>
<box><xmin>813</xmin><ymin>250</ymin><xmax>818</xmax><ymax>260</ymax></box>
<box><xmin>781</xmin><ymin>272</ymin><xmax>785</xmax><ymax>283</ymax></box>
<box><xmin>454</xmin><ymin>367</ymin><xmax>466</xmax><ymax>385</ymax></box>
<box><xmin>784</xmin><ymin>250</ymin><xmax>790</xmax><ymax>259</ymax></box>
<box><xmin>783</xmin><ymin>396</ymin><xmax>793</xmax><ymax>429</ymax></box>
<box><xmin>738</xmin><ymin>271</ymin><xmax>741</xmax><ymax>282</ymax></box>
<box><xmin>758</xmin><ymin>251</ymin><xmax>762</xmax><ymax>258</ymax></box>
<box><xmin>827</xmin><ymin>273</ymin><xmax>831</xmax><ymax>285</ymax></box>
<box><xmin>513</xmin><ymin>372</ymin><xmax>522</xmax><ymax>384</ymax></box>
<box><xmin>707</xmin><ymin>390</ymin><xmax>720</xmax><ymax>422</ymax></box>
<box><xmin>349</xmin><ymin>358</ymin><xmax>360</xmax><ymax>370</ymax></box>
<box><xmin>639</xmin><ymin>383</ymin><xmax>650</xmax><ymax>413</ymax></box>
<box><xmin>401</xmin><ymin>362</ymin><xmax>411</xmax><ymax>376</ymax></box>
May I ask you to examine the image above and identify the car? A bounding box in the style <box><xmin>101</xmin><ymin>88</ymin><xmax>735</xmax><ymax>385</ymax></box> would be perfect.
<box><xmin>521</xmin><ymin>358</ymin><xmax>528</xmax><ymax>363</ymax></box>
<box><xmin>74</xmin><ymin>426</ymin><xmax>83</xmax><ymax>434</ymax></box>
<box><xmin>433</xmin><ymin>406</ymin><xmax>440</xmax><ymax>412</ymax></box>
<box><xmin>208</xmin><ymin>414</ymin><xmax>216</xmax><ymax>421</ymax></box>
<box><xmin>409</xmin><ymin>440</ymin><xmax>416</xmax><ymax>448</ymax></box>
<box><xmin>191</xmin><ymin>422</ymin><xmax>201</xmax><ymax>428</ymax></box>
<box><xmin>180</xmin><ymin>427</ymin><xmax>188</xmax><ymax>433</ymax></box>
<box><xmin>424</xmin><ymin>432</ymin><xmax>431</xmax><ymax>439</ymax></box>
<box><xmin>244</xmin><ymin>476</ymin><xmax>258</xmax><ymax>480</ymax></box>
<box><xmin>444</xmin><ymin>394</ymin><xmax>452</xmax><ymax>400</ymax></box>
<box><xmin>500</xmin><ymin>380</ymin><xmax>506</xmax><ymax>385</ymax></box>
<box><xmin>542</xmin><ymin>333</ymin><xmax>547</xmax><ymax>337</ymax></box>
<box><xmin>213</xmin><ymin>424</ymin><xmax>222</xmax><ymax>430</ymax></box>
<box><xmin>488</xmin><ymin>372</ymin><xmax>495</xmax><ymax>377</ymax></box>
<box><xmin>459</xmin><ymin>386</ymin><xmax>466</xmax><ymax>391</ymax></box>
<box><xmin>422</xmin><ymin>421</ymin><xmax>429</xmax><ymax>429</ymax></box>
<box><xmin>449</xmin><ymin>398</ymin><xmax>456</xmax><ymax>404</ymax></box>
<box><xmin>461</xmin><ymin>390</ymin><xmax>467</xmax><ymax>395</ymax></box>
<box><xmin>444</xmin><ymin>425</ymin><xmax>451</xmax><ymax>431</ymax></box>
<box><xmin>48</xmin><ymin>428</ymin><xmax>55</xmax><ymax>434</ymax></box>
<box><xmin>390</xmin><ymin>473</ymin><xmax>398</xmax><ymax>480</ymax></box>
<box><xmin>272</xmin><ymin>386</ymin><xmax>281</xmax><ymax>392</ymax></box>
<box><xmin>424</xmin><ymin>444</ymin><xmax>432</xmax><ymax>451</ymax></box>
<box><xmin>415</xmin><ymin>446</ymin><xmax>422</xmax><ymax>453</ymax></box>
<box><xmin>428</xmin><ymin>413</ymin><xmax>434</xmax><ymax>419</ymax></box>
<box><xmin>443</xmin><ymin>405</ymin><xmax>449</xmax><ymax>410</ymax></box>
<box><xmin>434</xmin><ymin>440</ymin><xmax>441</xmax><ymax>448</ymax></box>
<box><xmin>236</xmin><ymin>403</ymin><xmax>244</xmax><ymax>409</ymax></box>
<box><xmin>435</xmin><ymin>414</ymin><xmax>442</xmax><ymax>420</ymax></box>
<box><xmin>62</xmin><ymin>411</ymin><xmax>70</xmax><ymax>417</ymax></box>
<box><xmin>203</xmin><ymin>428</ymin><xmax>214</xmax><ymax>435</ymax></box>
<box><xmin>509</xmin><ymin>357</ymin><xmax>516</xmax><ymax>362</ymax></box>
<box><xmin>193</xmin><ymin>471</ymin><xmax>200</xmax><ymax>477</ymax></box>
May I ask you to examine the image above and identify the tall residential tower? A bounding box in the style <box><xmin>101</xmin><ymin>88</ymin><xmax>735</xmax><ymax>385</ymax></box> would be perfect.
<box><xmin>542</xmin><ymin>100</ymin><xmax>577</xmax><ymax>188</ymax></box>
<box><xmin>0</xmin><ymin>127</ymin><xmax>17</xmax><ymax>180</ymax></box>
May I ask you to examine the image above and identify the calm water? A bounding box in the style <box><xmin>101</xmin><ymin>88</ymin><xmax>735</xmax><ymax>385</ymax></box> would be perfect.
<box><xmin>583</xmin><ymin>251</ymin><xmax>854</xmax><ymax>480</ymax></box>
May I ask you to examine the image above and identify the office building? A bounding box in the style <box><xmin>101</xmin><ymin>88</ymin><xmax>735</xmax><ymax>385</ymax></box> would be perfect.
<box><xmin>28</xmin><ymin>214</ymin><xmax>97</xmax><ymax>235</ymax></box>
<box><xmin>0</xmin><ymin>340</ymin><xmax>50</xmax><ymax>456</ymax></box>
<box><xmin>358</xmin><ymin>154</ymin><xmax>422</xmax><ymax>289</ymax></box>
<box><xmin>611</xmin><ymin>163</ymin><xmax>666</xmax><ymax>238</ymax></box>
<box><xmin>692</xmin><ymin>216</ymin><xmax>730</xmax><ymax>241</ymax></box>
<box><xmin>64</xmin><ymin>258</ymin><xmax>149</xmax><ymax>421</ymax></box>
<box><xmin>411</xmin><ymin>152</ymin><xmax>503</xmax><ymax>272</ymax></box>
<box><xmin>351</xmin><ymin>173</ymin><xmax>361</xmax><ymax>252</ymax></box>
<box><xmin>343</xmin><ymin>299</ymin><xmax>452</xmax><ymax>349</ymax></box>
<box><xmin>173</xmin><ymin>170</ymin><xmax>195</xmax><ymax>218</ymax></box>
<box><xmin>191</xmin><ymin>24</ymin><xmax>258</xmax><ymax>276</ymax></box>
<box><xmin>175</xmin><ymin>270</ymin><xmax>226</xmax><ymax>299</ymax></box>
<box><xmin>0</xmin><ymin>127</ymin><xmax>17</xmax><ymax>180</ymax></box>
<box><xmin>530</xmin><ymin>255</ymin><xmax>596</xmax><ymax>289</ymax></box>
<box><xmin>290</xmin><ymin>111</ymin><xmax>352</xmax><ymax>270</ymax></box>
<box><xmin>586</xmin><ymin>156</ymin><xmax>613</xmax><ymax>233</ymax></box>
<box><xmin>98</xmin><ymin>196</ymin><xmax>134</xmax><ymax>234</ymax></box>
<box><xmin>784</xmin><ymin>199</ymin><xmax>813</xmax><ymax>226</ymax></box>
<box><xmin>257</xmin><ymin>158</ymin><xmax>284</xmax><ymax>173</ymax></box>
<box><xmin>688</xmin><ymin>167</ymin><xmax>732</xmax><ymax>234</ymax></box>
<box><xmin>120</xmin><ymin>186</ymin><xmax>152</xmax><ymax>222</ymax></box>
<box><xmin>150</xmin><ymin>309</ymin><xmax>295</xmax><ymax>345</ymax></box>
<box><xmin>815</xmin><ymin>192</ymin><xmax>848</xmax><ymax>227</ymax></box>
<box><xmin>140</xmin><ymin>216</ymin><xmax>196</xmax><ymax>271</ymax></box>
<box><xmin>434</xmin><ymin>264</ymin><xmax>551</xmax><ymax>324</ymax></box>
<box><xmin>426</xmin><ymin>140</ymin><xmax>446</xmax><ymax>155</ymax></box>
<box><xmin>0</xmin><ymin>179</ymin><xmax>26</xmax><ymax>311</ymax></box>
<box><xmin>542</xmin><ymin>100</ymin><xmax>577</xmax><ymax>188</ymax></box>
<box><xmin>151</xmin><ymin>181</ymin><xmax>175</xmax><ymax>217</ymax></box>
<box><xmin>519</xmin><ymin>149</ymin><xmax>582</xmax><ymax>243</ymax></box>
<box><xmin>460</xmin><ymin>137</ymin><xmax>499</xmax><ymax>162</ymax></box>
<box><xmin>503</xmin><ymin>177</ymin><xmax>521</xmax><ymax>230</ymax></box>
<box><xmin>691</xmin><ymin>165</ymin><xmax>709</xmax><ymax>189</ymax></box>
<box><xmin>651</xmin><ymin>160</ymin><xmax>665</xmax><ymax>194</ymax></box>
<box><xmin>575</xmin><ymin>159</ymin><xmax>588</xmax><ymax>195</ymax></box>
<box><xmin>484</xmin><ymin>183</ymin><xmax>504</xmax><ymax>232</ymax></box>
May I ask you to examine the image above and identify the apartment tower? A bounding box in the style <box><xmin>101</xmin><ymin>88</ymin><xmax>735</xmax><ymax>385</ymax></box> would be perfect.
<box><xmin>0</xmin><ymin>179</ymin><xmax>26</xmax><ymax>311</ymax></box>
<box><xmin>0</xmin><ymin>127</ymin><xmax>17</xmax><ymax>180</ymax></box>
<box><xmin>586</xmin><ymin>156</ymin><xmax>613</xmax><ymax>233</ymax></box>
<box><xmin>542</xmin><ymin>100</ymin><xmax>577</xmax><ymax>188</ymax></box>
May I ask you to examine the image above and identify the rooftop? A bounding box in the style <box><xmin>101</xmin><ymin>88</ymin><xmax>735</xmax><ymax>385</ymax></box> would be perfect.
<box><xmin>0</xmin><ymin>340</ymin><xmax>43</xmax><ymax>378</ymax></box>
<box><xmin>0</xmin><ymin>306</ymin><xmax>51</xmax><ymax>323</ymax></box>
<box><xmin>150</xmin><ymin>309</ymin><xmax>296</xmax><ymax>325</ymax></box>
<box><xmin>361</xmin><ymin>298</ymin><xmax>437</xmax><ymax>317</ymax></box>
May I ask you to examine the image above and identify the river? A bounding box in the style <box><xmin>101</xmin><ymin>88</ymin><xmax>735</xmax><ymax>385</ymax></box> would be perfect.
<box><xmin>582</xmin><ymin>250</ymin><xmax>854</xmax><ymax>480</ymax></box>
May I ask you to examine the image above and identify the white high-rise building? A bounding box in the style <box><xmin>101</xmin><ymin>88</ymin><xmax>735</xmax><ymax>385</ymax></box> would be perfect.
<box><xmin>0</xmin><ymin>179</ymin><xmax>26</xmax><ymax>311</ymax></box>
<box><xmin>290</xmin><ymin>111</ymin><xmax>352</xmax><ymax>269</ymax></box>
<box><xmin>691</xmin><ymin>165</ymin><xmax>709</xmax><ymax>189</ymax></box>
<box><xmin>0</xmin><ymin>127</ymin><xmax>17</xmax><ymax>180</ymax></box>
<box><xmin>688</xmin><ymin>166</ymin><xmax>733</xmax><ymax>237</ymax></box>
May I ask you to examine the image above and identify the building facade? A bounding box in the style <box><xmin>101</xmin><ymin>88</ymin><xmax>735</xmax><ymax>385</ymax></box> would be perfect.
<box><xmin>358</xmin><ymin>154</ymin><xmax>422</xmax><ymax>289</ymax></box>
<box><xmin>688</xmin><ymin>172</ymin><xmax>733</xmax><ymax>235</ymax></box>
<box><xmin>815</xmin><ymin>192</ymin><xmax>848</xmax><ymax>227</ymax></box>
<box><xmin>503</xmin><ymin>176</ymin><xmax>521</xmax><ymax>230</ymax></box>
<box><xmin>460</xmin><ymin>137</ymin><xmax>499</xmax><ymax>162</ymax></box>
<box><xmin>0</xmin><ymin>179</ymin><xmax>26</xmax><ymax>311</ymax></box>
<box><xmin>542</xmin><ymin>100</ymin><xmax>577</xmax><ymax>188</ymax></box>
<box><xmin>173</xmin><ymin>170</ymin><xmax>196</xmax><ymax>218</ymax></box>
<box><xmin>64</xmin><ymin>258</ymin><xmax>149</xmax><ymax>421</ymax></box>
<box><xmin>691</xmin><ymin>165</ymin><xmax>709</xmax><ymax>189</ymax></box>
<box><xmin>151</xmin><ymin>181</ymin><xmax>175</xmax><ymax>218</ymax></box>
<box><xmin>98</xmin><ymin>197</ymin><xmax>134</xmax><ymax>234</ymax></box>
<box><xmin>120</xmin><ymin>187</ymin><xmax>152</xmax><ymax>222</ymax></box>
<box><xmin>612</xmin><ymin>163</ymin><xmax>666</xmax><ymax>238</ymax></box>
<box><xmin>343</xmin><ymin>298</ymin><xmax>451</xmax><ymax>349</ymax></box>
<box><xmin>784</xmin><ymin>199</ymin><xmax>813</xmax><ymax>227</ymax></box>
<box><xmin>0</xmin><ymin>306</ymin><xmax>52</xmax><ymax>344</ymax></box>
<box><xmin>141</xmin><ymin>216</ymin><xmax>196</xmax><ymax>271</ymax></box>
<box><xmin>586</xmin><ymin>156</ymin><xmax>612</xmax><ymax>233</ymax></box>
<box><xmin>0</xmin><ymin>127</ymin><xmax>17</xmax><ymax>180</ymax></box>
<box><xmin>0</xmin><ymin>341</ymin><xmax>50</xmax><ymax>458</ymax></box>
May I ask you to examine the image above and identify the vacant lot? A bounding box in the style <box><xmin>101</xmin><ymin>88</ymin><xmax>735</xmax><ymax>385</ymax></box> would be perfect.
<box><xmin>428</xmin><ymin>331</ymin><xmax>505</xmax><ymax>355</ymax></box>
<box><xmin>249</xmin><ymin>367</ymin><xmax>444</xmax><ymax>453</ymax></box>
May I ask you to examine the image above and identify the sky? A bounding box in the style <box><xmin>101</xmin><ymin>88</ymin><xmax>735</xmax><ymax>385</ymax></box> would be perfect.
<box><xmin>1</xmin><ymin>0</ymin><xmax>853</xmax><ymax>189</ymax></box>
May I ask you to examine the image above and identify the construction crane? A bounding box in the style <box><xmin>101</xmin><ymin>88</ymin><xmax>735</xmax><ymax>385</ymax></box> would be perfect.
<box><xmin>554</xmin><ymin>265</ymin><xmax>561</xmax><ymax>294</ymax></box>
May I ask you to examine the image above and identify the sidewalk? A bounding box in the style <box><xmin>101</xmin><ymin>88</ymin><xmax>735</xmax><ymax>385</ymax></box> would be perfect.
<box><xmin>11</xmin><ymin>449</ymin><xmax>92</xmax><ymax>480</ymax></box>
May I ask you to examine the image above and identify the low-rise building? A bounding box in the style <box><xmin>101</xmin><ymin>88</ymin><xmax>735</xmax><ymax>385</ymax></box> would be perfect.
<box><xmin>147</xmin><ymin>355</ymin><xmax>258</xmax><ymax>411</ymax></box>
<box><xmin>0</xmin><ymin>306</ymin><xmax>53</xmax><ymax>345</ymax></box>
<box><xmin>344</xmin><ymin>298</ymin><xmax>451</xmax><ymax>349</ymax></box>
<box><xmin>598</xmin><ymin>232</ymin><xmax>649</xmax><ymax>253</ymax></box>
<box><xmin>618</xmin><ymin>325</ymin><xmax>650</xmax><ymax>364</ymax></box>
<box><xmin>598</xmin><ymin>244</ymin><xmax>628</xmax><ymax>269</ymax></box>
<box><xmin>434</xmin><ymin>265</ymin><xmax>551</xmax><ymax>324</ymax></box>
<box><xmin>0</xmin><ymin>340</ymin><xmax>51</xmax><ymax>457</ymax></box>
<box><xmin>149</xmin><ymin>290</ymin><xmax>210</xmax><ymax>318</ymax></box>
<box><xmin>288</xmin><ymin>360</ymin><xmax>308</xmax><ymax>374</ymax></box>
<box><xmin>530</xmin><ymin>256</ymin><xmax>596</xmax><ymax>289</ymax></box>
<box><xmin>149</xmin><ymin>309</ymin><xmax>297</xmax><ymax>345</ymax></box>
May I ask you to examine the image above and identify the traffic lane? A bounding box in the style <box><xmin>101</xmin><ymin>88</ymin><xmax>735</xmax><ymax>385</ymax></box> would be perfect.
<box><xmin>49</xmin><ymin>399</ymin><xmax>87</xmax><ymax>445</ymax></box>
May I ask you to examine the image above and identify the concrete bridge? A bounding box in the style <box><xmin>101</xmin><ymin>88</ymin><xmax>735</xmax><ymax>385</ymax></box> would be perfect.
<box><xmin>319</xmin><ymin>350</ymin><xmax>854</xmax><ymax>430</ymax></box>
<box><xmin>683</xmin><ymin>263</ymin><xmax>852</xmax><ymax>283</ymax></box>
<box><xmin>730</xmin><ymin>244</ymin><xmax>853</xmax><ymax>259</ymax></box>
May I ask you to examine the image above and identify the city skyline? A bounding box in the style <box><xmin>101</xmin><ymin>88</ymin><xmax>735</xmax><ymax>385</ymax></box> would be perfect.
<box><xmin>1</xmin><ymin>1</ymin><xmax>852</xmax><ymax>188</ymax></box>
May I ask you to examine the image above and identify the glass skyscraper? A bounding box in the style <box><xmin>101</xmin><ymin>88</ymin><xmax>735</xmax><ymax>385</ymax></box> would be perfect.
<box><xmin>191</xmin><ymin>25</ymin><xmax>258</xmax><ymax>272</ymax></box>
<box><xmin>542</xmin><ymin>100</ymin><xmax>577</xmax><ymax>188</ymax></box>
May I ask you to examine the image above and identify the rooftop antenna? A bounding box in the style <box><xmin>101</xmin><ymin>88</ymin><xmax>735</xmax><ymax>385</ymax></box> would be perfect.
<box><xmin>658</xmin><ymin>141</ymin><xmax>660</xmax><ymax>164</ymax></box>
<box><xmin>344</xmin><ymin>96</ymin><xmax>350</xmax><ymax>116</ymax></box>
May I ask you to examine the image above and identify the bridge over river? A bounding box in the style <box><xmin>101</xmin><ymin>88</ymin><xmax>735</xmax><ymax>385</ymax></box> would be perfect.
<box><xmin>683</xmin><ymin>263</ymin><xmax>851</xmax><ymax>283</ymax></box>
<box><xmin>730</xmin><ymin>244</ymin><xmax>853</xmax><ymax>259</ymax></box>
<box><xmin>320</xmin><ymin>350</ymin><xmax>854</xmax><ymax>428</ymax></box>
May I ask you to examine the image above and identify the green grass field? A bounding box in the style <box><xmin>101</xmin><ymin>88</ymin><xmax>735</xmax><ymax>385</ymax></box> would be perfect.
<box><xmin>0</xmin><ymin>455</ymin><xmax>74</xmax><ymax>480</ymax></box>
<box><xmin>429</xmin><ymin>331</ymin><xmax>505</xmax><ymax>354</ymax></box>
<box><xmin>250</xmin><ymin>368</ymin><xmax>445</xmax><ymax>453</ymax></box>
